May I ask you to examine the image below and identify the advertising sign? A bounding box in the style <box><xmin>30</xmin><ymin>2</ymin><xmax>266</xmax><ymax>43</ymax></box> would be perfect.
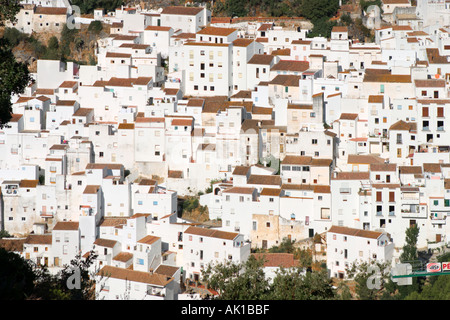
<box><xmin>426</xmin><ymin>263</ymin><xmax>441</xmax><ymax>273</ymax></box>
<box><xmin>442</xmin><ymin>262</ymin><xmax>450</xmax><ymax>272</ymax></box>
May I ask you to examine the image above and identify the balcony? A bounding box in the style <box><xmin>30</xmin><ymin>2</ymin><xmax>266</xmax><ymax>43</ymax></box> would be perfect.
<box><xmin>4</xmin><ymin>186</ymin><xmax>19</xmax><ymax>196</ymax></box>
<box><xmin>40</xmin><ymin>211</ymin><xmax>54</xmax><ymax>218</ymax></box>
<box><xmin>401</xmin><ymin>194</ymin><xmax>419</xmax><ymax>203</ymax></box>
<box><xmin>340</xmin><ymin>188</ymin><xmax>351</xmax><ymax>194</ymax></box>
<box><xmin>430</xmin><ymin>212</ymin><xmax>446</xmax><ymax>224</ymax></box>
<box><xmin>80</xmin><ymin>207</ymin><xmax>94</xmax><ymax>216</ymax></box>
<box><xmin>147</xmin><ymin>286</ymin><xmax>164</xmax><ymax>298</ymax></box>
<box><xmin>401</xmin><ymin>205</ymin><xmax>419</xmax><ymax>214</ymax></box>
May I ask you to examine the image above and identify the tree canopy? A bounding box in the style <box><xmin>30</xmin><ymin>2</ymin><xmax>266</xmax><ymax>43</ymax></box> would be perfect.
<box><xmin>0</xmin><ymin>247</ymin><xmax>98</xmax><ymax>300</ymax></box>
<box><xmin>69</xmin><ymin>0</ymin><xmax>124</xmax><ymax>14</ymax></box>
<box><xmin>201</xmin><ymin>254</ymin><xmax>335</xmax><ymax>300</ymax></box>
<box><xmin>0</xmin><ymin>0</ymin><xmax>32</xmax><ymax>126</ymax></box>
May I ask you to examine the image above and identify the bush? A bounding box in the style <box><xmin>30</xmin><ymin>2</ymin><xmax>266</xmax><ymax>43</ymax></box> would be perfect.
<box><xmin>3</xmin><ymin>27</ymin><xmax>28</xmax><ymax>47</ymax></box>
<box><xmin>88</xmin><ymin>20</ymin><xmax>103</xmax><ymax>34</ymax></box>
<box><xmin>183</xmin><ymin>197</ymin><xmax>199</xmax><ymax>212</ymax></box>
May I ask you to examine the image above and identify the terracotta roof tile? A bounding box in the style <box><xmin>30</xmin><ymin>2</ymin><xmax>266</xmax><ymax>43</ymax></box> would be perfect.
<box><xmin>328</xmin><ymin>226</ymin><xmax>382</xmax><ymax>239</ymax></box>
<box><xmin>83</xmin><ymin>185</ymin><xmax>100</xmax><ymax>194</ymax></box>
<box><xmin>35</xmin><ymin>7</ymin><xmax>67</xmax><ymax>15</ymax></box>
<box><xmin>161</xmin><ymin>6</ymin><xmax>203</xmax><ymax>15</ymax></box>
<box><xmin>94</xmin><ymin>238</ymin><xmax>117</xmax><ymax>248</ymax></box>
<box><xmin>184</xmin><ymin>226</ymin><xmax>238</xmax><ymax>240</ymax></box>
<box><xmin>53</xmin><ymin>221</ymin><xmax>79</xmax><ymax>231</ymax></box>
<box><xmin>247</xmin><ymin>174</ymin><xmax>282</xmax><ymax>186</ymax></box>
<box><xmin>25</xmin><ymin>234</ymin><xmax>52</xmax><ymax>245</ymax></box>
<box><xmin>113</xmin><ymin>252</ymin><xmax>133</xmax><ymax>262</ymax></box>
<box><xmin>222</xmin><ymin>186</ymin><xmax>255</xmax><ymax>194</ymax></box>
<box><xmin>197</xmin><ymin>26</ymin><xmax>236</xmax><ymax>36</ymax></box>
<box><xmin>269</xmin><ymin>75</ymin><xmax>301</xmax><ymax>87</ymax></box>
<box><xmin>248</xmin><ymin>54</ymin><xmax>274</xmax><ymax>65</ymax></box>
<box><xmin>271</xmin><ymin>60</ymin><xmax>309</xmax><ymax>72</ymax></box>
<box><xmin>137</xmin><ymin>235</ymin><xmax>160</xmax><ymax>245</ymax></box>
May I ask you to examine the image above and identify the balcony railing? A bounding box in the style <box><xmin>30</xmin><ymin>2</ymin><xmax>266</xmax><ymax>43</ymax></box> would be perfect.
<box><xmin>40</xmin><ymin>211</ymin><xmax>54</xmax><ymax>218</ymax></box>
<box><xmin>340</xmin><ymin>188</ymin><xmax>351</xmax><ymax>194</ymax></box>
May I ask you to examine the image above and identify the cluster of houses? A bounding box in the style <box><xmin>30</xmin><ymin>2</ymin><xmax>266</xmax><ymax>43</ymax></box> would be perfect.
<box><xmin>1</xmin><ymin>0</ymin><xmax>450</xmax><ymax>298</ymax></box>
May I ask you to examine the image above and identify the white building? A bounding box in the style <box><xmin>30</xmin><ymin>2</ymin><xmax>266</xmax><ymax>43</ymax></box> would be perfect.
<box><xmin>326</xmin><ymin>225</ymin><xmax>394</xmax><ymax>279</ymax></box>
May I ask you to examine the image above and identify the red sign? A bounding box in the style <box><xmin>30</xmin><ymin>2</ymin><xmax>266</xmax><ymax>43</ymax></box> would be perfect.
<box><xmin>442</xmin><ymin>262</ymin><xmax>450</xmax><ymax>272</ymax></box>
<box><xmin>427</xmin><ymin>263</ymin><xmax>441</xmax><ymax>273</ymax></box>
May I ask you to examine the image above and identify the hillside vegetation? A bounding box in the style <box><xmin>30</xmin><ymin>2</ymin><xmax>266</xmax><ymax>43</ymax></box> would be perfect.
<box><xmin>1</xmin><ymin>21</ymin><xmax>110</xmax><ymax>72</ymax></box>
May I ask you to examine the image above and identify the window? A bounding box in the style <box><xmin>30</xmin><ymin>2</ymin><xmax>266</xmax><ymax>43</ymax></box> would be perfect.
<box><xmin>376</xmin><ymin>191</ymin><xmax>382</xmax><ymax>202</ymax></box>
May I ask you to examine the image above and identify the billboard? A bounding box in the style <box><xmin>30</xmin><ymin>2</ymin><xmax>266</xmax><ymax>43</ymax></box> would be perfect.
<box><xmin>442</xmin><ymin>262</ymin><xmax>450</xmax><ymax>272</ymax></box>
<box><xmin>426</xmin><ymin>263</ymin><xmax>441</xmax><ymax>273</ymax></box>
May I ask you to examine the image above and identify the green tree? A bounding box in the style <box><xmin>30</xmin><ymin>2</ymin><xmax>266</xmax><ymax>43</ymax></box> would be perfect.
<box><xmin>405</xmin><ymin>275</ymin><xmax>450</xmax><ymax>300</ymax></box>
<box><xmin>0</xmin><ymin>248</ymin><xmax>36</xmax><ymax>299</ymax></box>
<box><xmin>399</xmin><ymin>225</ymin><xmax>420</xmax><ymax>263</ymax></box>
<box><xmin>202</xmin><ymin>255</ymin><xmax>270</xmax><ymax>299</ymax></box>
<box><xmin>300</xmin><ymin>0</ymin><xmax>340</xmax><ymax>22</ymax></box>
<box><xmin>59</xmin><ymin>23</ymin><xmax>78</xmax><ymax>59</ymax></box>
<box><xmin>0</xmin><ymin>0</ymin><xmax>32</xmax><ymax>126</ymax></box>
<box><xmin>268</xmin><ymin>237</ymin><xmax>296</xmax><ymax>254</ymax></box>
<box><xmin>42</xmin><ymin>36</ymin><xmax>61</xmax><ymax>60</ymax></box>
<box><xmin>0</xmin><ymin>229</ymin><xmax>12</xmax><ymax>238</ymax></box>
<box><xmin>56</xmin><ymin>250</ymin><xmax>98</xmax><ymax>300</ymax></box>
<box><xmin>360</xmin><ymin>0</ymin><xmax>382</xmax><ymax>12</ymax></box>
<box><xmin>0</xmin><ymin>38</ymin><xmax>32</xmax><ymax>126</ymax></box>
<box><xmin>383</xmin><ymin>225</ymin><xmax>423</xmax><ymax>299</ymax></box>
<box><xmin>88</xmin><ymin>20</ymin><xmax>103</xmax><ymax>34</ymax></box>
<box><xmin>307</xmin><ymin>17</ymin><xmax>338</xmax><ymax>38</ymax></box>
<box><xmin>0</xmin><ymin>247</ymin><xmax>98</xmax><ymax>300</ymax></box>
<box><xmin>47</xmin><ymin>36</ymin><xmax>59</xmax><ymax>51</ymax></box>
<box><xmin>2</xmin><ymin>27</ymin><xmax>28</xmax><ymax>46</ymax></box>
<box><xmin>268</xmin><ymin>268</ymin><xmax>335</xmax><ymax>300</ymax></box>
<box><xmin>346</xmin><ymin>260</ymin><xmax>392</xmax><ymax>300</ymax></box>
<box><xmin>0</xmin><ymin>0</ymin><xmax>21</xmax><ymax>25</ymax></box>
<box><xmin>226</xmin><ymin>0</ymin><xmax>248</xmax><ymax>17</ymax></box>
